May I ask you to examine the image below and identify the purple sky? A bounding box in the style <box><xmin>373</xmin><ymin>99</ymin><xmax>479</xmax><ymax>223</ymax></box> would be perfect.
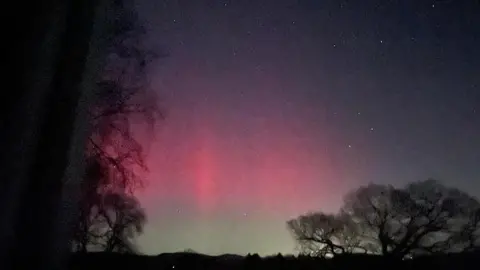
<box><xmin>132</xmin><ymin>0</ymin><xmax>480</xmax><ymax>255</ymax></box>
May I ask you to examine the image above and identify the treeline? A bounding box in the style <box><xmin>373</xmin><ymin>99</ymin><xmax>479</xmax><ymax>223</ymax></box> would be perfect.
<box><xmin>68</xmin><ymin>251</ymin><xmax>480</xmax><ymax>270</ymax></box>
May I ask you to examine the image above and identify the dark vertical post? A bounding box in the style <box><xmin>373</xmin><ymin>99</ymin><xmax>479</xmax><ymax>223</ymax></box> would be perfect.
<box><xmin>0</xmin><ymin>0</ymin><xmax>111</xmax><ymax>269</ymax></box>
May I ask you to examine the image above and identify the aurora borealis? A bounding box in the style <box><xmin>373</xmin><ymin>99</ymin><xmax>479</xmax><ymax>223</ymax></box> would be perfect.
<box><xmin>132</xmin><ymin>0</ymin><xmax>480</xmax><ymax>255</ymax></box>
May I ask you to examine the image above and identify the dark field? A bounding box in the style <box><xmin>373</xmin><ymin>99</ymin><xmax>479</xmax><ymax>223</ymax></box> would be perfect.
<box><xmin>69</xmin><ymin>251</ymin><xmax>479</xmax><ymax>270</ymax></box>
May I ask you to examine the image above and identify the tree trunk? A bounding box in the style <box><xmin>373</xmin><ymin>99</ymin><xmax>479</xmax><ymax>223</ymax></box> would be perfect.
<box><xmin>0</xmin><ymin>1</ymin><xmax>70</xmax><ymax>258</ymax></box>
<box><xmin>0</xmin><ymin>0</ymin><xmax>112</xmax><ymax>269</ymax></box>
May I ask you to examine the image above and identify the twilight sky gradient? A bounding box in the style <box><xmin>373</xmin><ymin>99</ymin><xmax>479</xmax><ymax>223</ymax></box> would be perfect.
<box><xmin>133</xmin><ymin>0</ymin><xmax>480</xmax><ymax>255</ymax></box>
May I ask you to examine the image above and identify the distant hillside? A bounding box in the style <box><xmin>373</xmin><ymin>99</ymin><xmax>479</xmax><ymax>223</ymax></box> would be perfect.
<box><xmin>68</xmin><ymin>251</ymin><xmax>480</xmax><ymax>270</ymax></box>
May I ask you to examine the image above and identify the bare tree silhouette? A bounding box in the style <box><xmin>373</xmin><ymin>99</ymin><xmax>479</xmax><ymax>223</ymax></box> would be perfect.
<box><xmin>287</xmin><ymin>212</ymin><xmax>372</xmax><ymax>257</ymax></box>
<box><xmin>99</xmin><ymin>193</ymin><xmax>146</xmax><ymax>253</ymax></box>
<box><xmin>288</xmin><ymin>179</ymin><xmax>480</xmax><ymax>259</ymax></box>
<box><xmin>71</xmin><ymin>0</ymin><xmax>162</xmax><ymax>253</ymax></box>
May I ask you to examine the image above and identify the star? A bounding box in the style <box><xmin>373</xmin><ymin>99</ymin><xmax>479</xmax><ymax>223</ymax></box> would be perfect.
<box><xmin>347</xmin><ymin>144</ymin><xmax>352</xmax><ymax>148</ymax></box>
<box><xmin>370</xmin><ymin>127</ymin><xmax>375</xmax><ymax>131</ymax></box>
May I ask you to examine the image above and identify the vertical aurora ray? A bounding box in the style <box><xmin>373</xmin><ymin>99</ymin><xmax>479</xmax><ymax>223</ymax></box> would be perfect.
<box><xmin>191</xmin><ymin>123</ymin><xmax>217</xmax><ymax>213</ymax></box>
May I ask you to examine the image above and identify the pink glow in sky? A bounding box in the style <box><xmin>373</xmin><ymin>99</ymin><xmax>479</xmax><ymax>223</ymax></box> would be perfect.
<box><xmin>136</xmin><ymin>114</ymin><xmax>348</xmax><ymax>255</ymax></box>
<box><xmin>133</xmin><ymin>0</ymin><xmax>480</xmax><ymax>256</ymax></box>
<box><xmin>139</xmin><ymin>105</ymin><xmax>347</xmax><ymax>214</ymax></box>
<box><xmin>135</xmin><ymin>74</ymin><xmax>353</xmax><ymax>255</ymax></box>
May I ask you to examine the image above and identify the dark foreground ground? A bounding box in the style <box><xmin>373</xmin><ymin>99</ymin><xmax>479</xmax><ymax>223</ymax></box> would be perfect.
<box><xmin>69</xmin><ymin>251</ymin><xmax>479</xmax><ymax>270</ymax></box>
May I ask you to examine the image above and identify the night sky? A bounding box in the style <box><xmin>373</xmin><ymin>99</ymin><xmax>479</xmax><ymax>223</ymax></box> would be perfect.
<box><xmin>133</xmin><ymin>0</ymin><xmax>480</xmax><ymax>255</ymax></box>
